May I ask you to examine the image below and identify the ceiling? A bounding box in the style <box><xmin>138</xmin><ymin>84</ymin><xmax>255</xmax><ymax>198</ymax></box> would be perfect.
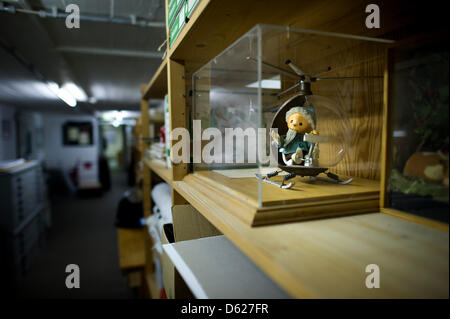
<box><xmin>0</xmin><ymin>0</ymin><xmax>166</xmax><ymax>113</ymax></box>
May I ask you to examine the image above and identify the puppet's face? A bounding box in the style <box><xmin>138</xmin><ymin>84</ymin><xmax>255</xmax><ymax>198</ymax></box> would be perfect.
<box><xmin>286</xmin><ymin>112</ymin><xmax>313</xmax><ymax>134</ymax></box>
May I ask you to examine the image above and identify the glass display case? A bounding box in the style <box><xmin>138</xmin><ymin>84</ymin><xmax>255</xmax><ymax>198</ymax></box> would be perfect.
<box><xmin>386</xmin><ymin>40</ymin><xmax>449</xmax><ymax>224</ymax></box>
<box><xmin>192</xmin><ymin>24</ymin><xmax>392</xmax><ymax>225</ymax></box>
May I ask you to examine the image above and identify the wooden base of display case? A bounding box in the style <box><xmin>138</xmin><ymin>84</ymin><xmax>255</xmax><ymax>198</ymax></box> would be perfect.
<box><xmin>177</xmin><ymin>170</ymin><xmax>379</xmax><ymax>226</ymax></box>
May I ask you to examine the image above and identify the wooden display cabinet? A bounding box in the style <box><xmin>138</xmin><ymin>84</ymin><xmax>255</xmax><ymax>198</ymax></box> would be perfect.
<box><xmin>137</xmin><ymin>0</ymin><xmax>448</xmax><ymax>299</ymax></box>
<box><xmin>380</xmin><ymin>34</ymin><xmax>449</xmax><ymax>232</ymax></box>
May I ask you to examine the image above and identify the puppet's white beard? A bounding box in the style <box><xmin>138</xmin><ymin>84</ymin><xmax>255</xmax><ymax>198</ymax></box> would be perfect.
<box><xmin>283</xmin><ymin>129</ymin><xmax>298</xmax><ymax>147</ymax></box>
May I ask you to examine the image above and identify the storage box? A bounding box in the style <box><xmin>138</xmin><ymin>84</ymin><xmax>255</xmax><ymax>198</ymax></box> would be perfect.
<box><xmin>167</xmin><ymin>0</ymin><xmax>183</xmax><ymax>29</ymax></box>
<box><xmin>192</xmin><ymin>24</ymin><xmax>393</xmax><ymax>225</ymax></box>
<box><xmin>168</xmin><ymin>0</ymin><xmax>201</xmax><ymax>47</ymax></box>
<box><xmin>161</xmin><ymin>223</ymin><xmax>192</xmax><ymax>299</ymax></box>
<box><xmin>161</xmin><ymin>206</ymin><xmax>220</xmax><ymax>297</ymax></box>
<box><xmin>184</xmin><ymin>0</ymin><xmax>199</xmax><ymax>18</ymax></box>
<box><xmin>162</xmin><ymin>235</ymin><xmax>289</xmax><ymax>298</ymax></box>
<box><xmin>169</xmin><ymin>1</ymin><xmax>186</xmax><ymax>47</ymax></box>
<box><xmin>172</xmin><ymin>205</ymin><xmax>221</xmax><ymax>242</ymax></box>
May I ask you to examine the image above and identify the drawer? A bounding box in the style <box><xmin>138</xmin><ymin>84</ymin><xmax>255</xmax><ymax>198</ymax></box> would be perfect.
<box><xmin>11</xmin><ymin>197</ymin><xmax>37</xmax><ymax>228</ymax></box>
<box><xmin>13</xmin><ymin>170</ymin><xmax>38</xmax><ymax>199</ymax></box>
<box><xmin>9</xmin><ymin>213</ymin><xmax>42</xmax><ymax>263</ymax></box>
<box><xmin>12</xmin><ymin>237</ymin><xmax>41</xmax><ymax>280</ymax></box>
<box><xmin>11</xmin><ymin>185</ymin><xmax>40</xmax><ymax>228</ymax></box>
<box><xmin>0</xmin><ymin>162</ymin><xmax>42</xmax><ymax>233</ymax></box>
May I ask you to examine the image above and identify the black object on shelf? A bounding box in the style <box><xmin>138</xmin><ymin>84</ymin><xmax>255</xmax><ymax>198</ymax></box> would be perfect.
<box><xmin>390</xmin><ymin>191</ymin><xmax>449</xmax><ymax>224</ymax></box>
<box><xmin>115</xmin><ymin>189</ymin><xmax>143</xmax><ymax>229</ymax></box>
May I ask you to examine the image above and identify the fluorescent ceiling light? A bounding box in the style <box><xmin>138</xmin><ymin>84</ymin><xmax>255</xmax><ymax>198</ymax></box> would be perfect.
<box><xmin>98</xmin><ymin>110</ymin><xmax>140</xmax><ymax>121</ymax></box>
<box><xmin>114</xmin><ymin>110</ymin><xmax>124</xmax><ymax>121</ymax></box>
<box><xmin>57</xmin><ymin>87</ymin><xmax>77</xmax><ymax>107</ymax></box>
<box><xmin>100</xmin><ymin>111</ymin><xmax>123</xmax><ymax>122</ymax></box>
<box><xmin>47</xmin><ymin>82</ymin><xmax>60</xmax><ymax>95</ymax></box>
<box><xmin>63</xmin><ymin>83</ymin><xmax>88</xmax><ymax>102</ymax></box>
<box><xmin>47</xmin><ymin>82</ymin><xmax>77</xmax><ymax>107</ymax></box>
<box><xmin>246</xmin><ymin>75</ymin><xmax>281</xmax><ymax>89</ymax></box>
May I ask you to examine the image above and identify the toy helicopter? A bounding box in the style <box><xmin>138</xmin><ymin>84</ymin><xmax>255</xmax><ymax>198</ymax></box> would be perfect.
<box><xmin>250</xmin><ymin>58</ymin><xmax>374</xmax><ymax>189</ymax></box>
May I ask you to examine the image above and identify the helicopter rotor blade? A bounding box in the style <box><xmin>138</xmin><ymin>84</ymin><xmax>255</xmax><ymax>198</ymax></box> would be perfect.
<box><xmin>285</xmin><ymin>59</ymin><xmax>306</xmax><ymax>76</ymax></box>
<box><xmin>310</xmin><ymin>66</ymin><xmax>332</xmax><ymax>77</ymax></box>
<box><xmin>313</xmin><ymin>76</ymin><xmax>383</xmax><ymax>81</ymax></box>
<box><xmin>276</xmin><ymin>82</ymin><xmax>300</xmax><ymax>97</ymax></box>
<box><xmin>246</xmin><ymin>57</ymin><xmax>299</xmax><ymax>79</ymax></box>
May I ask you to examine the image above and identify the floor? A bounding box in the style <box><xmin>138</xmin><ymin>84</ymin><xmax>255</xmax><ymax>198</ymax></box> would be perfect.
<box><xmin>15</xmin><ymin>170</ymin><xmax>136</xmax><ymax>299</ymax></box>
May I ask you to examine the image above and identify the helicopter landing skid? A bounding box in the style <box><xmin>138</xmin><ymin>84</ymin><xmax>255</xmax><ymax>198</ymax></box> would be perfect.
<box><xmin>255</xmin><ymin>170</ymin><xmax>353</xmax><ymax>189</ymax></box>
<box><xmin>255</xmin><ymin>173</ymin><xmax>295</xmax><ymax>189</ymax></box>
<box><xmin>309</xmin><ymin>175</ymin><xmax>353</xmax><ymax>185</ymax></box>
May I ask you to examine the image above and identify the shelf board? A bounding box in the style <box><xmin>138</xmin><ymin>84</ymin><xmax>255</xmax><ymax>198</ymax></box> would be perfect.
<box><xmin>189</xmin><ymin>170</ymin><xmax>380</xmax><ymax>226</ymax></box>
<box><xmin>142</xmin><ymin>58</ymin><xmax>167</xmax><ymax>100</ymax></box>
<box><xmin>173</xmin><ymin>177</ymin><xmax>449</xmax><ymax>298</ymax></box>
<box><xmin>168</xmin><ymin>0</ymin><xmax>406</xmax><ymax>66</ymax></box>
<box><xmin>143</xmin><ymin>158</ymin><xmax>172</xmax><ymax>185</ymax></box>
<box><xmin>150</xmin><ymin>115</ymin><xmax>165</xmax><ymax>124</ymax></box>
<box><xmin>163</xmin><ymin>235</ymin><xmax>290</xmax><ymax>298</ymax></box>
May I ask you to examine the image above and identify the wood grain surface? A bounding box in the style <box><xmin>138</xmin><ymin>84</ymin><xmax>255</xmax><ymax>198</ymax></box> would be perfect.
<box><xmin>174</xmin><ymin>179</ymin><xmax>449</xmax><ymax>298</ymax></box>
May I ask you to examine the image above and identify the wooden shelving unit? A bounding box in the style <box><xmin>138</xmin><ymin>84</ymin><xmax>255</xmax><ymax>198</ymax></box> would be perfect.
<box><xmin>143</xmin><ymin>158</ymin><xmax>172</xmax><ymax>185</ymax></box>
<box><xmin>173</xmin><ymin>179</ymin><xmax>448</xmax><ymax>298</ymax></box>
<box><xmin>167</xmin><ymin>0</ymin><xmax>418</xmax><ymax>67</ymax></box>
<box><xmin>117</xmin><ymin>228</ymin><xmax>146</xmax><ymax>290</ymax></box>
<box><xmin>136</xmin><ymin>0</ymin><xmax>449</xmax><ymax>299</ymax></box>
<box><xmin>142</xmin><ymin>58</ymin><xmax>168</xmax><ymax>100</ymax></box>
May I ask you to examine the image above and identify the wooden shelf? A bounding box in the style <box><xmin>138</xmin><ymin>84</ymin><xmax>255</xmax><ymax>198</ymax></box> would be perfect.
<box><xmin>173</xmin><ymin>178</ymin><xmax>449</xmax><ymax>298</ymax></box>
<box><xmin>143</xmin><ymin>158</ymin><xmax>172</xmax><ymax>185</ymax></box>
<box><xmin>145</xmin><ymin>271</ymin><xmax>161</xmax><ymax>299</ymax></box>
<box><xmin>163</xmin><ymin>235</ymin><xmax>289</xmax><ymax>298</ymax></box>
<box><xmin>168</xmin><ymin>0</ymin><xmax>411</xmax><ymax>66</ymax></box>
<box><xmin>150</xmin><ymin>114</ymin><xmax>165</xmax><ymax>123</ymax></box>
<box><xmin>117</xmin><ymin>228</ymin><xmax>146</xmax><ymax>271</ymax></box>
<box><xmin>142</xmin><ymin>58</ymin><xmax>168</xmax><ymax>100</ymax></box>
<box><xmin>134</xmin><ymin>0</ymin><xmax>449</xmax><ymax>300</ymax></box>
<box><xmin>187</xmin><ymin>171</ymin><xmax>379</xmax><ymax>226</ymax></box>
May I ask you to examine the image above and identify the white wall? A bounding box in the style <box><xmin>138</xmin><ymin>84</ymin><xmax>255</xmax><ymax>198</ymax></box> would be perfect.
<box><xmin>102</xmin><ymin>125</ymin><xmax>123</xmax><ymax>170</ymax></box>
<box><xmin>42</xmin><ymin>114</ymin><xmax>99</xmax><ymax>185</ymax></box>
<box><xmin>17</xmin><ymin>111</ymin><xmax>45</xmax><ymax>161</ymax></box>
<box><xmin>0</xmin><ymin>104</ymin><xmax>17</xmax><ymax>161</ymax></box>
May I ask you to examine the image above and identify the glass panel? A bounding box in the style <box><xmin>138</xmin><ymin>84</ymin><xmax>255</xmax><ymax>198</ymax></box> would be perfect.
<box><xmin>192</xmin><ymin>26</ymin><xmax>260</xmax><ymax>169</ymax></box>
<box><xmin>387</xmin><ymin>41</ymin><xmax>449</xmax><ymax>223</ymax></box>
<box><xmin>192</xmin><ymin>24</ymin><xmax>391</xmax><ymax>210</ymax></box>
<box><xmin>257</xmin><ymin>25</ymin><xmax>388</xmax><ymax>207</ymax></box>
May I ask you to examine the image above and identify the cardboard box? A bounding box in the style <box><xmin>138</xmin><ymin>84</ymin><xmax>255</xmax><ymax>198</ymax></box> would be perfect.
<box><xmin>169</xmin><ymin>1</ymin><xmax>186</xmax><ymax>46</ymax></box>
<box><xmin>172</xmin><ymin>205</ymin><xmax>221</xmax><ymax>242</ymax></box>
<box><xmin>168</xmin><ymin>0</ymin><xmax>200</xmax><ymax>47</ymax></box>
<box><xmin>168</xmin><ymin>0</ymin><xmax>183</xmax><ymax>28</ymax></box>
<box><xmin>161</xmin><ymin>223</ymin><xmax>192</xmax><ymax>299</ymax></box>
<box><xmin>185</xmin><ymin>0</ymin><xmax>199</xmax><ymax>18</ymax></box>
